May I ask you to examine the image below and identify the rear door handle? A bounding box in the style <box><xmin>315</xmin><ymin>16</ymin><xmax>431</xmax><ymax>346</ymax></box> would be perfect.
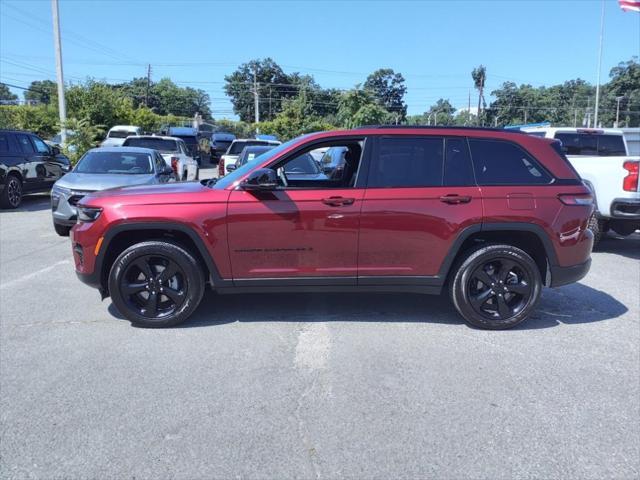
<box><xmin>322</xmin><ymin>196</ymin><xmax>355</xmax><ymax>206</ymax></box>
<box><xmin>439</xmin><ymin>194</ymin><xmax>472</xmax><ymax>204</ymax></box>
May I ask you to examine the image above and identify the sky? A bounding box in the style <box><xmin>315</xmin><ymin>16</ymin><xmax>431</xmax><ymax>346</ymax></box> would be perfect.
<box><xmin>1</xmin><ymin>0</ymin><xmax>639</xmax><ymax>119</ymax></box>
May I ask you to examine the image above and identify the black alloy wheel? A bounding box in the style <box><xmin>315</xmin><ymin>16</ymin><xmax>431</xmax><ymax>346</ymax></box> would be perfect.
<box><xmin>121</xmin><ymin>255</ymin><xmax>187</xmax><ymax>319</ymax></box>
<box><xmin>1</xmin><ymin>175</ymin><xmax>23</xmax><ymax>209</ymax></box>
<box><xmin>467</xmin><ymin>258</ymin><xmax>532</xmax><ymax>321</ymax></box>
<box><xmin>109</xmin><ymin>241</ymin><xmax>205</xmax><ymax>327</ymax></box>
<box><xmin>450</xmin><ymin>244</ymin><xmax>542</xmax><ymax>329</ymax></box>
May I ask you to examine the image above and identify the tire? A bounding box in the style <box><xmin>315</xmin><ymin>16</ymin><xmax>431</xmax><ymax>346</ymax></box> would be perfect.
<box><xmin>449</xmin><ymin>244</ymin><xmax>542</xmax><ymax>330</ymax></box>
<box><xmin>54</xmin><ymin>222</ymin><xmax>71</xmax><ymax>237</ymax></box>
<box><xmin>108</xmin><ymin>240</ymin><xmax>205</xmax><ymax>328</ymax></box>
<box><xmin>0</xmin><ymin>174</ymin><xmax>23</xmax><ymax>209</ymax></box>
<box><xmin>588</xmin><ymin>214</ymin><xmax>603</xmax><ymax>247</ymax></box>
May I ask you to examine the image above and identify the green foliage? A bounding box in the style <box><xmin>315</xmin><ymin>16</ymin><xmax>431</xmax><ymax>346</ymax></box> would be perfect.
<box><xmin>337</xmin><ymin>89</ymin><xmax>393</xmax><ymax>128</ymax></box>
<box><xmin>363</xmin><ymin>68</ymin><xmax>407</xmax><ymax>120</ymax></box>
<box><xmin>259</xmin><ymin>93</ymin><xmax>336</xmax><ymax>140</ymax></box>
<box><xmin>61</xmin><ymin>117</ymin><xmax>105</xmax><ymax>164</ymax></box>
<box><xmin>224</xmin><ymin>58</ymin><xmax>294</xmax><ymax>122</ymax></box>
<box><xmin>0</xmin><ymin>84</ymin><xmax>19</xmax><ymax>103</ymax></box>
<box><xmin>66</xmin><ymin>80</ymin><xmax>134</xmax><ymax>127</ymax></box>
<box><xmin>24</xmin><ymin>80</ymin><xmax>57</xmax><ymax>104</ymax></box>
<box><xmin>0</xmin><ymin>104</ymin><xmax>58</xmax><ymax>137</ymax></box>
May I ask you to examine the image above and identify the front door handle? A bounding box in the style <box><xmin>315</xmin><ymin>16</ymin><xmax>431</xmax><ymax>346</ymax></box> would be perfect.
<box><xmin>322</xmin><ymin>196</ymin><xmax>355</xmax><ymax>206</ymax></box>
<box><xmin>439</xmin><ymin>194</ymin><xmax>472</xmax><ymax>204</ymax></box>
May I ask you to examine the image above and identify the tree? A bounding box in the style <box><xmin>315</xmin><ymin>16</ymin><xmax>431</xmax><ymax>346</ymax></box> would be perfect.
<box><xmin>61</xmin><ymin>117</ymin><xmax>105</xmax><ymax>163</ymax></box>
<box><xmin>363</xmin><ymin>68</ymin><xmax>407</xmax><ymax>121</ymax></box>
<box><xmin>426</xmin><ymin>98</ymin><xmax>456</xmax><ymax>125</ymax></box>
<box><xmin>600</xmin><ymin>57</ymin><xmax>640</xmax><ymax>127</ymax></box>
<box><xmin>24</xmin><ymin>80</ymin><xmax>57</xmax><ymax>105</ymax></box>
<box><xmin>0</xmin><ymin>84</ymin><xmax>18</xmax><ymax>104</ymax></box>
<box><xmin>337</xmin><ymin>88</ymin><xmax>392</xmax><ymax>128</ymax></box>
<box><xmin>471</xmin><ymin>65</ymin><xmax>486</xmax><ymax>125</ymax></box>
<box><xmin>66</xmin><ymin>80</ymin><xmax>134</xmax><ymax>127</ymax></box>
<box><xmin>224</xmin><ymin>58</ymin><xmax>294</xmax><ymax>122</ymax></box>
<box><xmin>259</xmin><ymin>92</ymin><xmax>334</xmax><ymax>141</ymax></box>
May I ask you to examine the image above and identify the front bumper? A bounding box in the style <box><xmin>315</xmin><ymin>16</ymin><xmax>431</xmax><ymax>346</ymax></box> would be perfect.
<box><xmin>550</xmin><ymin>258</ymin><xmax>591</xmax><ymax>287</ymax></box>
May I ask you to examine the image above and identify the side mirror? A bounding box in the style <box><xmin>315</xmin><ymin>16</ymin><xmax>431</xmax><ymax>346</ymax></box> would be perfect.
<box><xmin>226</xmin><ymin>163</ymin><xmax>237</xmax><ymax>172</ymax></box>
<box><xmin>241</xmin><ymin>168</ymin><xmax>278</xmax><ymax>190</ymax></box>
<box><xmin>159</xmin><ymin>165</ymin><xmax>174</xmax><ymax>176</ymax></box>
<box><xmin>51</xmin><ymin>146</ymin><xmax>61</xmax><ymax>156</ymax></box>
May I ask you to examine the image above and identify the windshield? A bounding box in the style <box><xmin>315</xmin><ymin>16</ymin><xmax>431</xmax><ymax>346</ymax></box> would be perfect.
<box><xmin>213</xmin><ymin>136</ymin><xmax>306</xmax><ymax>189</ymax></box>
<box><xmin>228</xmin><ymin>140</ymin><xmax>274</xmax><ymax>155</ymax></box>
<box><xmin>124</xmin><ymin>138</ymin><xmax>178</xmax><ymax>152</ymax></box>
<box><xmin>554</xmin><ymin>133</ymin><xmax>626</xmax><ymax>156</ymax></box>
<box><xmin>108</xmin><ymin>130</ymin><xmax>135</xmax><ymax>139</ymax></box>
<box><xmin>75</xmin><ymin>151</ymin><xmax>153</xmax><ymax>174</ymax></box>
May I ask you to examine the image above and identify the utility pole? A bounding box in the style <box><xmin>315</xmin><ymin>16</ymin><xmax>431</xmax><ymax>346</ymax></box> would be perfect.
<box><xmin>593</xmin><ymin>0</ymin><xmax>605</xmax><ymax>127</ymax></box>
<box><xmin>252</xmin><ymin>67</ymin><xmax>259</xmax><ymax>132</ymax></box>
<box><xmin>615</xmin><ymin>95</ymin><xmax>624</xmax><ymax>127</ymax></box>
<box><xmin>524</xmin><ymin>105</ymin><xmax>528</xmax><ymax>124</ymax></box>
<box><xmin>145</xmin><ymin>64</ymin><xmax>151</xmax><ymax>107</ymax></box>
<box><xmin>467</xmin><ymin>90</ymin><xmax>471</xmax><ymax>126</ymax></box>
<box><xmin>51</xmin><ymin>0</ymin><xmax>67</xmax><ymax>144</ymax></box>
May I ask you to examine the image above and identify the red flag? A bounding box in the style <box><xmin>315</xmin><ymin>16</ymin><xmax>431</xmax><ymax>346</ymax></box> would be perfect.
<box><xmin>619</xmin><ymin>0</ymin><xmax>640</xmax><ymax>11</ymax></box>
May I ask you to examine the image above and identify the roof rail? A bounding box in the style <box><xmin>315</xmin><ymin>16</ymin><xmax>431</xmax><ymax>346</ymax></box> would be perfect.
<box><xmin>355</xmin><ymin>125</ymin><xmax>526</xmax><ymax>134</ymax></box>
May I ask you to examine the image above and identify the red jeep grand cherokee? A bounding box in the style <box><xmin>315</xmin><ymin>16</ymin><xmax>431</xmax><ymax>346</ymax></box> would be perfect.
<box><xmin>71</xmin><ymin>127</ymin><xmax>594</xmax><ymax>329</ymax></box>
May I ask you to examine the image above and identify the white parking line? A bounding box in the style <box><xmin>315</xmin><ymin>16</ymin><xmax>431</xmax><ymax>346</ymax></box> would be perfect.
<box><xmin>0</xmin><ymin>260</ymin><xmax>70</xmax><ymax>290</ymax></box>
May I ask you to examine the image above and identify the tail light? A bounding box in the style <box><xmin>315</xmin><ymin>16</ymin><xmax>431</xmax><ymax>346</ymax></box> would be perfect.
<box><xmin>218</xmin><ymin>158</ymin><xmax>225</xmax><ymax>177</ymax></box>
<box><xmin>170</xmin><ymin>157</ymin><xmax>179</xmax><ymax>174</ymax></box>
<box><xmin>623</xmin><ymin>161</ymin><xmax>639</xmax><ymax>192</ymax></box>
<box><xmin>558</xmin><ymin>193</ymin><xmax>594</xmax><ymax>206</ymax></box>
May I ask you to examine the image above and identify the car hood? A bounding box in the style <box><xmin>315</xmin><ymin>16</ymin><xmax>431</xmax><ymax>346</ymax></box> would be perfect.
<box><xmin>80</xmin><ymin>180</ymin><xmax>227</xmax><ymax>207</ymax></box>
<box><xmin>55</xmin><ymin>173</ymin><xmax>156</xmax><ymax>191</ymax></box>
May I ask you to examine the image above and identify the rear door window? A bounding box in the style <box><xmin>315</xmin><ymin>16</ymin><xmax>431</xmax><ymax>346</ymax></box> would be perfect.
<box><xmin>468</xmin><ymin>139</ymin><xmax>552</xmax><ymax>185</ymax></box>
<box><xmin>368</xmin><ymin>136</ymin><xmax>444</xmax><ymax>188</ymax></box>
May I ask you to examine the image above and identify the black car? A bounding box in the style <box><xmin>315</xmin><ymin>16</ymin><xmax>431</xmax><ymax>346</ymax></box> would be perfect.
<box><xmin>229</xmin><ymin>144</ymin><xmax>275</xmax><ymax>171</ymax></box>
<box><xmin>0</xmin><ymin>129</ymin><xmax>71</xmax><ymax>208</ymax></box>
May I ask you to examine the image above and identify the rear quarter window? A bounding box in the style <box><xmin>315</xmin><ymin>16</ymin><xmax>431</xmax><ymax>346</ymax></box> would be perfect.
<box><xmin>468</xmin><ymin>139</ymin><xmax>552</xmax><ymax>185</ymax></box>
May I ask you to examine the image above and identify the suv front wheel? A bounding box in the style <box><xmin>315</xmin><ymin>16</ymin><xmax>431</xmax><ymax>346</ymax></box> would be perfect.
<box><xmin>450</xmin><ymin>244</ymin><xmax>542</xmax><ymax>330</ymax></box>
<box><xmin>109</xmin><ymin>240</ymin><xmax>205</xmax><ymax>327</ymax></box>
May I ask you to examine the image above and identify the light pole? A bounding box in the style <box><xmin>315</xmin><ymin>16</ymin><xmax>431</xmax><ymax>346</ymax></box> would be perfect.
<box><xmin>615</xmin><ymin>96</ymin><xmax>625</xmax><ymax>127</ymax></box>
<box><xmin>51</xmin><ymin>0</ymin><xmax>66</xmax><ymax>144</ymax></box>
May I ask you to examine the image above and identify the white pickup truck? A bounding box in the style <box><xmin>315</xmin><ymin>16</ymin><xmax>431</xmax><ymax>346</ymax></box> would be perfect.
<box><xmin>522</xmin><ymin>127</ymin><xmax>640</xmax><ymax>244</ymax></box>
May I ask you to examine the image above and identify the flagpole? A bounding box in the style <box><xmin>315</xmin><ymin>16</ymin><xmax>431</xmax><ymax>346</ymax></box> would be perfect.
<box><xmin>594</xmin><ymin>0</ymin><xmax>605</xmax><ymax>128</ymax></box>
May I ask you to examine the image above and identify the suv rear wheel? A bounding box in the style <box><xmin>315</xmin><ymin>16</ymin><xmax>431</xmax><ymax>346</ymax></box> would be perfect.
<box><xmin>450</xmin><ymin>244</ymin><xmax>542</xmax><ymax>329</ymax></box>
<box><xmin>108</xmin><ymin>240</ymin><xmax>205</xmax><ymax>328</ymax></box>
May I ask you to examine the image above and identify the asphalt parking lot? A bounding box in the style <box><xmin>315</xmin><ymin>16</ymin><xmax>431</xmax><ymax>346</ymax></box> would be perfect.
<box><xmin>1</xmin><ymin>177</ymin><xmax>639</xmax><ymax>479</ymax></box>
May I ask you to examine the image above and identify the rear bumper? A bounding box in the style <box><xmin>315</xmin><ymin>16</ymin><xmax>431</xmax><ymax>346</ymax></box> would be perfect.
<box><xmin>610</xmin><ymin>198</ymin><xmax>640</xmax><ymax>219</ymax></box>
<box><xmin>550</xmin><ymin>258</ymin><xmax>591</xmax><ymax>287</ymax></box>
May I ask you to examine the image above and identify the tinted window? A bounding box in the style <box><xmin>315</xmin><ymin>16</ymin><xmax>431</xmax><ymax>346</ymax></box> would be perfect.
<box><xmin>31</xmin><ymin>136</ymin><xmax>50</xmax><ymax>154</ymax></box>
<box><xmin>468</xmin><ymin>139</ymin><xmax>552</xmax><ymax>185</ymax></box>
<box><xmin>369</xmin><ymin>137</ymin><xmax>444</xmax><ymax>188</ymax></box>
<box><xmin>596</xmin><ymin>135</ymin><xmax>626</xmax><ymax>156</ymax></box>
<box><xmin>0</xmin><ymin>133</ymin><xmax>11</xmax><ymax>153</ymax></box>
<box><xmin>444</xmin><ymin>138</ymin><xmax>474</xmax><ymax>186</ymax></box>
<box><xmin>228</xmin><ymin>140</ymin><xmax>272</xmax><ymax>155</ymax></box>
<box><xmin>124</xmin><ymin>137</ymin><xmax>178</xmax><ymax>152</ymax></box>
<box><xmin>16</xmin><ymin>134</ymin><xmax>35</xmax><ymax>154</ymax></box>
<box><xmin>75</xmin><ymin>151</ymin><xmax>153</xmax><ymax>174</ymax></box>
<box><xmin>108</xmin><ymin>130</ymin><xmax>135</xmax><ymax>139</ymax></box>
<box><xmin>174</xmin><ymin>135</ymin><xmax>198</xmax><ymax>145</ymax></box>
<box><xmin>554</xmin><ymin>133</ymin><xmax>626</xmax><ymax>156</ymax></box>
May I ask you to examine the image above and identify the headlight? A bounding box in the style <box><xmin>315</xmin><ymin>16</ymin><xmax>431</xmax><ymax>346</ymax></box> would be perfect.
<box><xmin>51</xmin><ymin>184</ymin><xmax>70</xmax><ymax>197</ymax></box>
<box><xmin>77</xmin><ymin>206</ymin><xmax>102</xmax><ymax>223</ymax></box>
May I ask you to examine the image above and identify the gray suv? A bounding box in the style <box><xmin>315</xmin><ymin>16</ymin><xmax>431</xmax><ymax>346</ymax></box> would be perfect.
<box><xmin>51</xmin><ymin>147</ymin><xmax>173</xmax><ymax>236</ymax></box>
